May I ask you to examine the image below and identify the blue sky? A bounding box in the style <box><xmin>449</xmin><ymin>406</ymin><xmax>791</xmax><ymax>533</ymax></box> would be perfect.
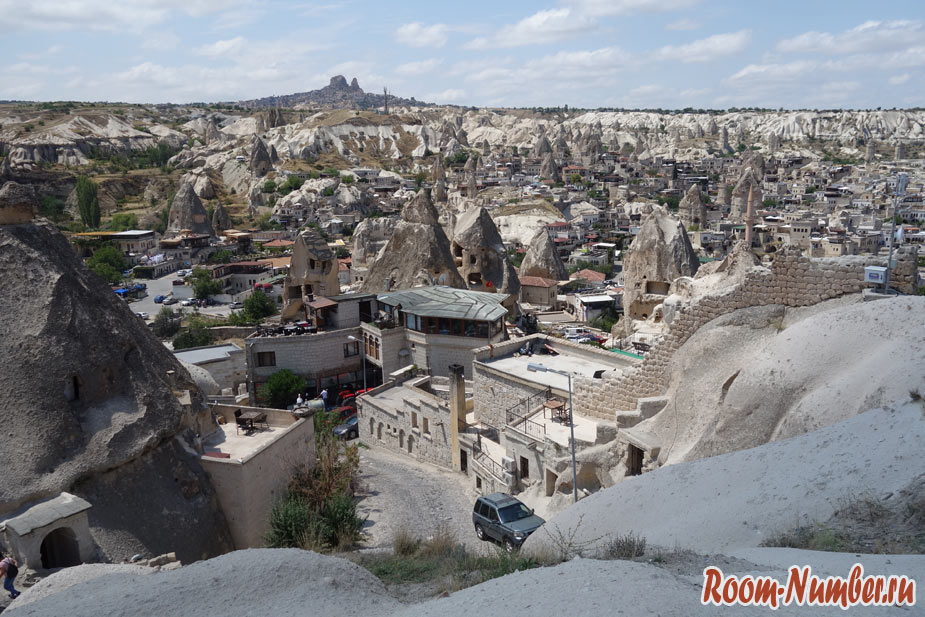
<box><xmin>0</xmin><ymin>0</ymin><xmax>922</xmax><ymax>109</ymax></box>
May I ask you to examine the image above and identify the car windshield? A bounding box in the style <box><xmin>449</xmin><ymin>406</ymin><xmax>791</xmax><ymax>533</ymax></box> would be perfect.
<box><xmin>498</xmin><ymin>503</ymin><xmax>532</xmax><ymax>523</ymax></box>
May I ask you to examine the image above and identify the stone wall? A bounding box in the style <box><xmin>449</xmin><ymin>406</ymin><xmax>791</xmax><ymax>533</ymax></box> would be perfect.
<box><xmin>575</xmin><ymin>247</ymin><xmax>920</xmax><ymax>420</ymax></box>
<box><xmin>357</xmin><ymin>379</ymin><xmax>453</xmax><ymax>469</ymax></box>
<box><xmin>472</xmin><ymin>364</ymin><xmax>547</xmax><ymax>429</ymax></box>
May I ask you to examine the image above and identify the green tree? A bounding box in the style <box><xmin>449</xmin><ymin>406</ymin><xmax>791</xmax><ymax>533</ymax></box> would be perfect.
<box><xmin>413</xmin><ymin>171</ymin><xmax>427</xmax><ymax>188</ymax></box>
<box><xmin>109</xmin><ymin>212</ymin><xmax>138</xmax><ymax>231</ymax></box>
<box><xmin>341</xmin><ymin>173</ymin><xmax>354</xmax><ymax>184</ymax></box>
<box><xmin>258</xmin><ymin>369</ymin><xmax>307</xmax><ymax>409</ymax></box>
<box><xmin>189</xmin><ymin>267</ymin><xmax>223</xmax><ymax>299</ymax></box>
<box><xmin>208</xmin><ymin>249</ymin><xmax>233</xmax><ymax>264</ymax></box>
<box><xmin>172</xmin><ymin>316</ymin><xmax>214</xmax><ymax>350</ymax></box>
<box><xmin>262</xmin><ymin>179</ymin><xmax>278</xmax><ymax>193</ymax></box>
<box><xmin>569</xmin><ymin>173</ymin><xmax>583</xmax><ymax>185</ymax></box>
<box><xmin>40</xmin><ymin>195</ymin><xmax>66</xmax><ymax>220</ymax></box>
<box><xmin>76</xmin><ymin>175</ymin><xmax>100</xmax><ymax>228</ymax></box>
<box><xmin>244</xmin><ymin>290</ymin><xmax>277</xmax><ymax>321</ymax></box>
<box><xmin>86</xmin><ymin>244</ymin><xmax>125</xmax><ymax>284</ymax></box>
<box><xmin>152</xmin><ymin>306</ymin><xmax>180</xmax><ymax>338</ymax></box>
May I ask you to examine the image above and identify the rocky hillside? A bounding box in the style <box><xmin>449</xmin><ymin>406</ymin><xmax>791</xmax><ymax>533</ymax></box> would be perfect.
<box><xmin>0</xmin><ymin>215</ymin><xmax>232</xmax><ymax>562</ymax></box>
<box><xmin>236</xmin><ymin>75</ymin><xmax>432</xmax><ymax>110</ymax></box>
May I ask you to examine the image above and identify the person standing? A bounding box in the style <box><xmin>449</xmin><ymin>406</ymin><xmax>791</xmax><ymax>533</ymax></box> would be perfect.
<box><xmin>320</xmin><ymin>388</ymin><xmax>329</xmax><ymax>409</ymax></box>
<box><xmin>0</xmin><ymin>553</ymin><xmax>20</xmax><ymax>599</ymax></box>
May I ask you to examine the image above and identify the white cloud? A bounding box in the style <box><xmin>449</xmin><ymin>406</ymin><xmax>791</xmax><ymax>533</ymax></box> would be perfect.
<box><xmin>464</xmin><ymin>8</ymin><xmax>596</xmax><ymax>50</ymax></box>
<box><xmin>141</xmin><ymin>31</ymin><xmax>181</xmax><ymax>50</ymax></box>
<box><xmin>777</xmin><ymin>20</ymin><xmax>922</xmax><ymax>55</ymax></box>
<box><xmin>889</xmin><ymin>73</ymin><xmax>910</xmax><ymax>85</ymax></box>
<box><xmin>654</xmin><ymin>30</ymin><xmax>750</xmax><ymax>63</ymax></box>
<box><xmin>566</xmin><ymin>0</ymin><xmax>700</xmax><ymax>17</ymax></box>
<box><xmin>666</xmin><ymin>18</ymin><xmax>699</xmax><ymax>31</ymax></box>
<box><xmin>0</xmin><ymin>0</ymin><xmax>247</xmax><ymax>32</ymax></box>
<box><xmin>394</xmin><ymin>22</ymin><xmax>448</xmax><ymax>48</ymax></box>
<box><xmin>728</xmin><ymin>60</ymin><xmax>817</xmax><ymax>83</ymax></box>
<box><xmin>395</xmin><ymin>59</ymin><xmax>442</xmax><ymax>75</ymax></box>
<box><xmin>194</xmin><ymin>36</ymin><xmax>246</xmax><ymax>57</ymax></box>
<box><xmin>426</xmin><ymin>88</ymin><xmax>466</xmax><ymax>103</ymax></box>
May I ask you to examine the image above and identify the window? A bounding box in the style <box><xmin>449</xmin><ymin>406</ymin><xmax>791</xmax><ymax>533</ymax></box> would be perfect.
<box><xmin>487</xmin><ymin>506</ymin><xmax>499</xmax><ymax>522</ymax></box>
<box><xmin>256</xmin><ymin>351</ymin><xmax>276</xmax><ymax>367</ymax></box>
<box><xmin>343</xmin><ymin>341</ymin><xmax>359</xmax><ymax>357</ymax></box>
<box><xmin>422</xmin><ymin>417</ymin><xmax>430</xmax><ymax>434</ymax></box>
<box><xmin>412</xmin><ymin>412</ymin><xmax>418</xmax><ymax>428</ymax></box>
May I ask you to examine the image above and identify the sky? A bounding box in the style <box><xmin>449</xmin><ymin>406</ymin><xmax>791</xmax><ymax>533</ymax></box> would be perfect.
<box><xmin>0</xmin><ymin>0</ymin><xmax>922</xmax><ymax>109</ymax></box>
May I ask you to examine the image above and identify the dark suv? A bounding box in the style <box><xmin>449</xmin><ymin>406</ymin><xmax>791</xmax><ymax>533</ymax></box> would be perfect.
<box><xmin>472</xmin><ymin>493</ymin><xmax>545</xmax><ymax>551</ymax></box>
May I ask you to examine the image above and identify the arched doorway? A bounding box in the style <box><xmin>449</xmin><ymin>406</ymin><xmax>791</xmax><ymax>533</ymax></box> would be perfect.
<box><xmin>407</xmin><ymin>435</ymin><xmax>414</xmax><ymax>455</ymax></box>
<box><xmin>41</xmin><ymin>527</ymin><xmax>80</xmax><ymax>569</ymax></box>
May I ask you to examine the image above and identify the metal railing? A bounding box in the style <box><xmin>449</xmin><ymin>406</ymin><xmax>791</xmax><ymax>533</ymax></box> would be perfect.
<box><xmin>504</xmin><ymin>388</ymin><xmax>552</xmax><ymax>441</ymax></box>
<box><xmin>472</xmin><ymin>449</ymin><xmax>505</xmax><ymax>481</ymax></box>
<box><xmin>508</xmin><ymin>414</ymin><xmax>546</xmax><ymax>441</ymax></box>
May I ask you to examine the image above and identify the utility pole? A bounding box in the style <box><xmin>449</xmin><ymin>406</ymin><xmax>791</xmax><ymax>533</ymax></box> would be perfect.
<box><xmin>884</xmin><ymin>173</ymin><xmax>907</xmax><ymax>293</ymax></box>
<box><xmin>383</xmin><ymin>87</ymin><xmax>389</xmax><ymax>116</ymax></box>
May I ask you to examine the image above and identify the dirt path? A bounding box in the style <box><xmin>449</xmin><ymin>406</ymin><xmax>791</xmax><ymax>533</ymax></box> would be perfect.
<box><xmin>355</xmin><ymin>445</ymin><xmax>482</xmax><ymax>551</ymax></box>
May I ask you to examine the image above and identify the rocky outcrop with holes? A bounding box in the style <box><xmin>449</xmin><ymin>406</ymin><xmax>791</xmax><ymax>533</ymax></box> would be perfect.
<box><xmin>0</xmin><ymin>221</ymin><xmax>232</xmax><ymax>563</ymax></box>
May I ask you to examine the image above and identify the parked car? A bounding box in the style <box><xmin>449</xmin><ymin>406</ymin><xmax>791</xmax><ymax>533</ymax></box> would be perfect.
<box><xmin>180</xmin><ymin>299</ymin><xmax>194</xmax><ymax>306</ymax></box>
<box><xmin>135</xmin><ymin>312</ymin><xmax>149</xmax><ymax>320</ymax></box>
<box><xmin>472</xmin><ymin>493</ymin><xmax>545</xmax><ymax>552</ymax></box>
<box><xmin>229</xmin><ymin>301</ymin><xmax>243</xmax><ymax>309</ymax></box>
<box><xmin>176</xmin><ymin>269</ymin><xmax>188</xmax><ymax>277</ymax></box>
<box><xmin>333</xmin><ymin>415</ymin><xmax>358</xmax><ymax>440</ymax></box>
<box><xmin>172</xmin><ymin>279</ymin><xmax>185</xmax><ymax>286</ymax></box>
<box><xmin>153</xmin><ymin>295</ymin><xmax>166</xmax><ymax>304</ymax></box>
<box><xmin>163</xmin><ymin>297</ymin><xmax>179</xmax><ymax>305</ymax></box>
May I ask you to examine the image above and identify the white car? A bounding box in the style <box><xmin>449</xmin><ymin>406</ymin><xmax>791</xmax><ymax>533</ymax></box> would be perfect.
<box><xmin>176</xmin><ymin>269</ymin><xmax>188</xmax><ymax>277</ymax></box>
<box><xmin>180</xmin><ymin>299</ymin><xmax>194</xmax><ymax>306</ymax></box>
<box><xmin>135</xmin><ymin>312</ymin><xmax>149</xmax><ymax>320</ymax></box>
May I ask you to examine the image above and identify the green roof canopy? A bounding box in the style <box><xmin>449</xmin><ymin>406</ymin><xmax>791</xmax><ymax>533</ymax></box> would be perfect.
<box><xmin>378</xmin><ymin>286</ymin><xmax>509</xmax><ymax>321</ymax></box>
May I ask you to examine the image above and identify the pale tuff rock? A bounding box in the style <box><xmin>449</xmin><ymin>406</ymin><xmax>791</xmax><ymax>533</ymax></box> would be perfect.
<box><xmin>249</xmin><ymin>136</ymin><xmax>272</xmax><ymax>176</ymax></box>
<box><xmin>432</xmin><ymin>179</ymin><xmax>447</xmax><ymax>203</ymax></box>
<box><xmin>167</xmin><ymin>181</ymin><xmax>214</xmax><ymax>236</ymax></box>
<box><xmin>450</xmin><ymin>206</ymin><xmax>520</xmax><ymax>296</ymax></box>
<box><xmin>281</xmin><ymin>228</ymin><xmax>340</xmax><ymax>321</ymax></box>
<box><xmin>212</xmin><ymin>202</ymin><xmax>232</xmax><ymax>235</ymax></box>
<box><xmin>767</xmin><ymin>132</ymin><xmax>780</xmax><ymax>154</ymax></box>
<box><xmin>540</xmin><ymin>152</ymin><xmax>560</xmax><ymax>183</ymax></box>
<box><xmin>186</xmin><ymin>170</ymin><xmax>215</xmax><ymax>200</ymax></box>
<box><xmin>706</xmin><ymin>117</ymin><xmax>718</xmax><ymax>135</ymax></box>
<box><xmin>0</xmin><ymin>222</ymin><xmax>232</xmax><ymax>562</ymax></box>
<box><xmin>359</xmin><ymin>190</ymin><xmax>464</xmax><ymax>292</ymax></box>
<box><xmin>464</xmin><ymin>155</ymin><xmax>478</xmax><ymax>199</ymax></box>
<box><xmin>456</xmin><ymin>127</ymin><xmax>469</xmax><ymax>147</ymax></box>
<box><xmin>432</xmin><ymin>154</ymin><xmax>446</xmax><ymax>183</ymax></box>
<box><xmin>677</xmin><ymin>184</ymin><xmax>707</xmax><ymax>229</ymax></box>
<box><xmin>351</xmin><ymin>216</ymin><xmax>398</xmax><ymax>268</ymax></box>
<box><xmin>532</xmin><ymin>134</ymin><xmax>552</xmax><ymax>158</ymax></box>
<box><xmin>730</xmin><ymin>167</ymin><xmax>761</xmax><ymax>221</ymax></box>
<box><xmin>865</xmin><ymin>141</ymin><xmax>876</xmax><ymax>163</ymax></box>
<box><xmin>621</xmin><ymin>206</ymin><xmax>699</xmax><ymax>337</ymax></box>
<box><xmin>720</xmin><ymin>126</ymin><xmax>732</xmax><ymax>153</ymax></box>
<box><xmin>519</xmin><ymin>228</ymin><xmax>569</xmax><ymax>281</ymax></box>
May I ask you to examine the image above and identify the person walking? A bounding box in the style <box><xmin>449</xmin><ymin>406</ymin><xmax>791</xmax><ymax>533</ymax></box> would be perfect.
<box><xmin>0</xmin><ymin>553</ymin><xmax>21</xmax><ymax>599</ymax></box>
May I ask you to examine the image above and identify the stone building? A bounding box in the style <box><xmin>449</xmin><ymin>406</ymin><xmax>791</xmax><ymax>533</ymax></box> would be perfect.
<box><xmin>281</xmin><ymin>228</ymin><xmax>341</xmax><ymax>322</ymax></box>
<box><xmin>450</xmin><ymin>207</ymin><xmax>520</xmax><ymax>296</ymax></box>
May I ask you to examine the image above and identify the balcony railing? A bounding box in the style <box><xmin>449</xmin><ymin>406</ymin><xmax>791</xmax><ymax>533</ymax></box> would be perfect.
<box><xmin>472</xmin><ymin>449</ymin><xmax>505</xmax><ymax>481</ymax></box>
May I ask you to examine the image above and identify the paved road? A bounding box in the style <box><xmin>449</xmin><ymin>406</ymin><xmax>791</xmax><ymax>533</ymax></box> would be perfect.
<box><xmin>355</xmin><ymin>446</ymin><xmax>482</xmax><ymax>551</ymax></box>
<box><xmin>126</xmin><ymin>273</ymin><xmax>234</xmax><ymax>322</ymax></box>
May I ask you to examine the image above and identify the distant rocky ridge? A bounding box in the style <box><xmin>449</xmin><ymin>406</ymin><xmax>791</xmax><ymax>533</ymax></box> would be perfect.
<box><xmin>236</xmin><ymin>75</ymin><xmax>433</xmax><ymax>110</ymax></box>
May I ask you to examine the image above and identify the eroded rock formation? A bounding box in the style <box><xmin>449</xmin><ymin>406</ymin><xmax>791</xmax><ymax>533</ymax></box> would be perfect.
<box><xmin>0</xmin><ymin>221</ymin><xmax>232</xmax><ymax>562</ymax></box>
<box><xmin>167</xmin><ymin>181</ymin><xmax>213</xmax><ymax>236</ymax></box>
<box><xmin>450</xmin><ymin>206</ymin><xmax>520</xmax><ymax>295</ymax></box>
<box><xmin>359</xmin><ymin>190</ymin><xmax>464</xmax><ymax>292</ymax></box>
<box><xmin>519</xmin><ymin>228</ymin><xmax>569</xmax><ymax>281</ymax></box>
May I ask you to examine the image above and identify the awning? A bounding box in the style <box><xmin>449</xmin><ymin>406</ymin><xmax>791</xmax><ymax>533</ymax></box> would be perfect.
<box><xmin>307</xmin><ymin>297</ymin><xmax>338</xmax><ymax>310</ymax></box>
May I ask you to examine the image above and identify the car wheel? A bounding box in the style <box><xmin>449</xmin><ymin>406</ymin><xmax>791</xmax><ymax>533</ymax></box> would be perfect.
<box><xmin>349</xmin><ymin>429</ymin><xmax>358</xmax><ymax>439</ymax></box>
<box><xmin>503</xmin><ymin>537</ymin><xmax>516</xmax><ymax>553</ymax></box>
<box><xmin>475</xmin><ymin>524</ymin><xmax>486</xmax><ymax>541</ymax></box>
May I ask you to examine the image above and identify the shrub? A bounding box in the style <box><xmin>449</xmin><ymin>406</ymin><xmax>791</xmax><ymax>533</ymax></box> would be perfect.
<box><xmin>76</xmin><ymin>175</ymin><xmax>100</xmax><ymax>228</ymax></box>
<box><xmin>266</xmin><ymin>494</ymin><xmax>317</xmax><ymax>548</ymax></box>
<box><xmin>258</xmin><ymin>369</ymin><xmax>306</xmax><ymax>409</ymax></box>
<box><xmin>152</xmin><ymin>307</ymin><xmax>180</xmax><ymax>338</ymax></box>
<box><xmin>172</xmin><ymin>316</ymin><xmax>214</xmax><ymax>350</ymax></box>
<box><xmin>601</xmin><ymin>532</ymin><xmax>646</xmax><ymax>560</ymax></box>
<box><xmin>320</xmin><ymin>491</ymin><xmax>365</xmax><ymax>549</ymax></box>
<box><xmin>393</xmin><ymin>528</ymin><xmax>421</xmax><ymax>556</ymax></box>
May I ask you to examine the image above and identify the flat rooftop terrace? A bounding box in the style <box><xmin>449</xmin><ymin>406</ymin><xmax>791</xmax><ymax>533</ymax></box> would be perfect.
<box><xmin>202</xmin><ymin>423</ymin><xmax>283</xmax><ymax>461</ymax></box>
<box><xmin>479</xmin><ymin>349</ymin><xmax>630</xmax><ymax>392</ymax></box>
